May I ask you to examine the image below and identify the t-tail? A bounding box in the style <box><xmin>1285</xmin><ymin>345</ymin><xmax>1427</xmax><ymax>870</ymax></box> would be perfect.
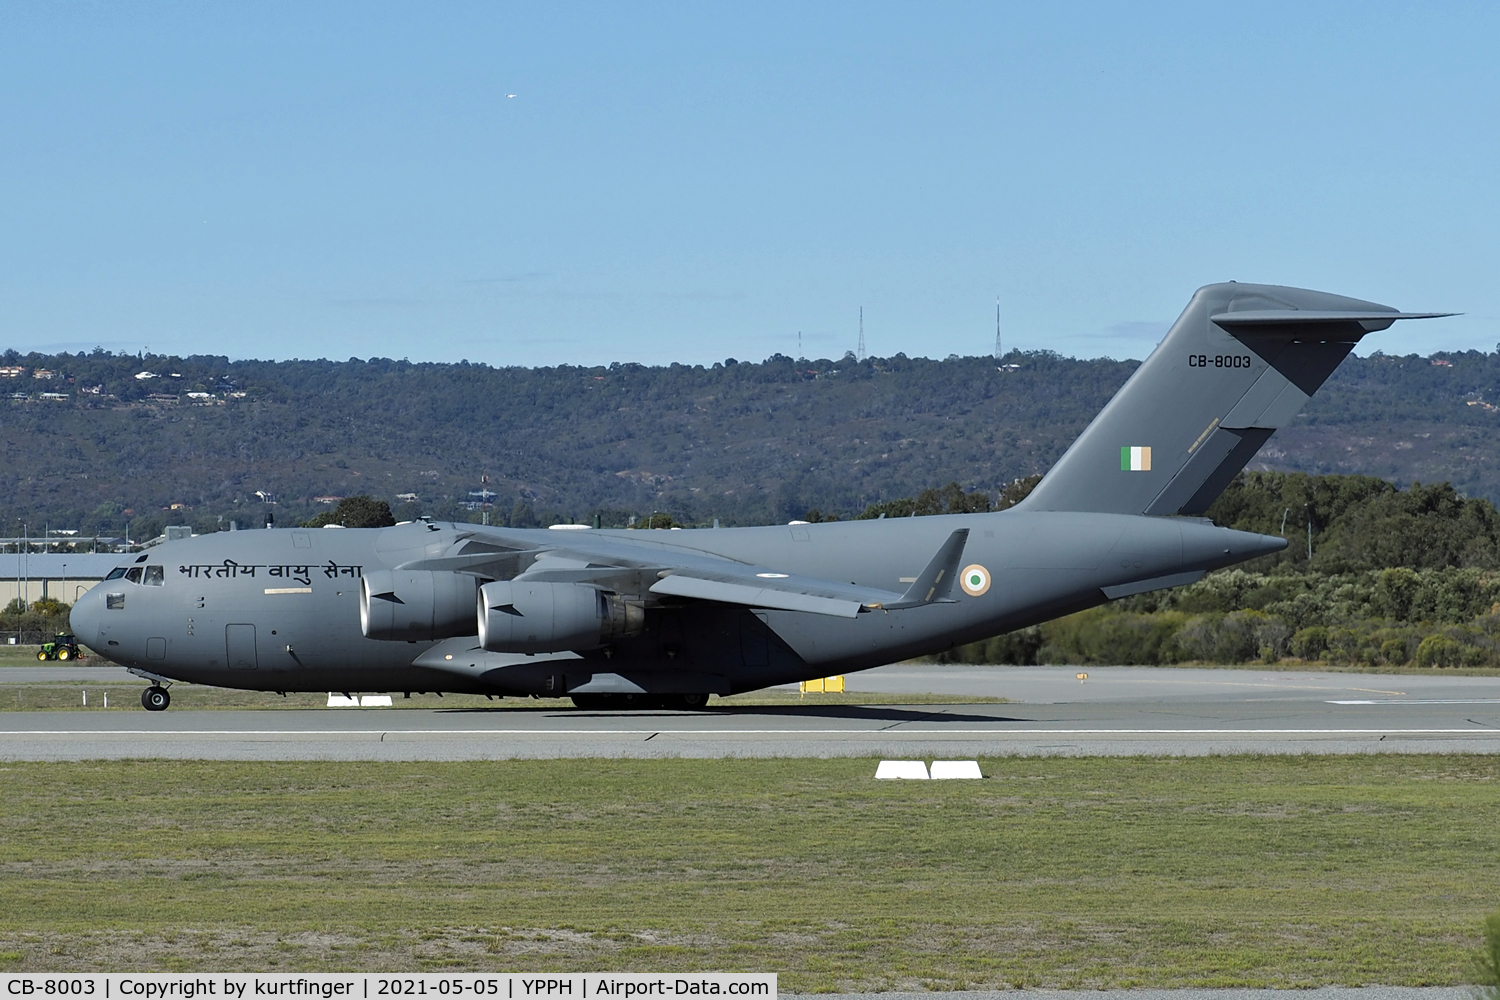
<box><xmin>1018</xmin><ymin>282</ymin><xmax>1452</xmax><ymax>516</ymax></box>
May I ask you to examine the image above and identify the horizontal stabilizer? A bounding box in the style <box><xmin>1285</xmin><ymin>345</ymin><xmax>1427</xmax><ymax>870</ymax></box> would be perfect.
<box><xmin>1211</xmin><ymin>310</ymin><xmax>1455</xmax><ymax>332</ymax></box>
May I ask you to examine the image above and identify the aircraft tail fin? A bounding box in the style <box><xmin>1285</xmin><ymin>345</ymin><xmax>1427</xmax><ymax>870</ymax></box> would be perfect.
<box><xmin>1018</xmin><ymin>282</ymin><xmax>1452</xmax><ymax>516</ymax></box>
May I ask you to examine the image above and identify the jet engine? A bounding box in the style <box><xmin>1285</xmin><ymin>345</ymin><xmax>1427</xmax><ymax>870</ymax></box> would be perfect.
<box><xmin>478</xmin><ymin>580</ymin><xmax>645</xmax><ymax>653</ymax></box>
<box><xmin>360</xmin><ymin>570</ymin><xmax>480</xmax><ymax>641</ymax></box>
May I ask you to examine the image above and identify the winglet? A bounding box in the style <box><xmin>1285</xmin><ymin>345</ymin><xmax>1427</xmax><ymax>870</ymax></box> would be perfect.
<box><xmin>879</xmin><ymin>529</ymin><xmax>970</xmax><ymax>610</ymax></box>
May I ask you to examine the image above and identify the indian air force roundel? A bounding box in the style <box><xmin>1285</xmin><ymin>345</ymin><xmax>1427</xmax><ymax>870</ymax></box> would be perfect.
<box><xmin>960</xmin><ymin>564</ymin><xmax>991</xmax><ymax>597</ymax></box>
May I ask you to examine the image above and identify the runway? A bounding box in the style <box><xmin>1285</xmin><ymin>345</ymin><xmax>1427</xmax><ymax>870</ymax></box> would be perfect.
<box><xmin>0</xmin><ymin>665</ymin><xmax>1497</xmax><ymax>760</ymax></box>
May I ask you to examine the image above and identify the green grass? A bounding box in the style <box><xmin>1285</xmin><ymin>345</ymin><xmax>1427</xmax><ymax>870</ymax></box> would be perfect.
<box><xmin>0</xmin><ymin>756</ymin><xmax>1495</xmax><ymax>986</ymax></box>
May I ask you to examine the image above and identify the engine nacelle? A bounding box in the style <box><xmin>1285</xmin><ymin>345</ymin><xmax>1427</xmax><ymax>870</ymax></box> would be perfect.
<box><xmin>478</xmin><ymin>580</ymin><xmax>644</xmax><ymax>653</ymax></box>
<box><xmin>360</xmin><ymin>570</ymin><xmax>480</xmax><ymax>641</ymax></box>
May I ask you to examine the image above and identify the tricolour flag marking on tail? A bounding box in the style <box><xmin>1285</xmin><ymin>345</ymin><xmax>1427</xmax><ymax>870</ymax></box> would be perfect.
<box><xmin>1120</xmin><ymin>446</ymin><xmax>1152</xmax><ymax>472</ymax></box>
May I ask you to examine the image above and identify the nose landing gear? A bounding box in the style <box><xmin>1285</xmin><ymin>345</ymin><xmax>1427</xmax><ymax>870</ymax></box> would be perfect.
<box><xmin>141</xmin><ymin>686</ymin><xmax>171</xmax><ymax>712</ymax></box>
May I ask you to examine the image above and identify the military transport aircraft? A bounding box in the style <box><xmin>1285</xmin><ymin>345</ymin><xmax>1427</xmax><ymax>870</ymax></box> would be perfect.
<box><xmin>70</xmin><ymin>282</ymin><xmax>1450</xmax><ymax>710</ymax></box>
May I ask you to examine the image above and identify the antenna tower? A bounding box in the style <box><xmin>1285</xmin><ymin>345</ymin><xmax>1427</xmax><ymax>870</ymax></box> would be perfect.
<box><xmin>858</xmin><ymin>307</ymin><xmax>865</xmax><ymax>362</ymax></box>
<box><xmin>994</xmin><ymin>297</ymin><xmax>1001</xmax><ymax>360</ymax></box>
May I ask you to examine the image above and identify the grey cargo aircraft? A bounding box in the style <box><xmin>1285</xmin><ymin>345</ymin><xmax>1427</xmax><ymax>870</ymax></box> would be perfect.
<box><xmin>71</xmin><ymin>282</ymin><xmax>1450</xmax><ymax>710</ymax></box>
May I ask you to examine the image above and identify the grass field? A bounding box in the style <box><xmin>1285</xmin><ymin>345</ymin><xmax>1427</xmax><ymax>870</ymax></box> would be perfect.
<box><xmin>0</xmin><ymin>756</ymin><xmax>1495</xmax><ymax>988</ymax></box>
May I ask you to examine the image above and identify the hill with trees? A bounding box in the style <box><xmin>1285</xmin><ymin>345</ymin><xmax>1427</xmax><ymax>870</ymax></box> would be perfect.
<box><xmin>2</xmin><ymin>344</ymin><xmax>1500</xmax><ymax>544</ymax></box>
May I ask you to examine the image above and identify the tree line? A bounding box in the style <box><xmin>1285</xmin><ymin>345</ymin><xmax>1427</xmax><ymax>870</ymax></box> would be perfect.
<box><xmin>5</xmin><ymin>343</ymin><xmax>1500</xmax><ymax>540</ymax></box>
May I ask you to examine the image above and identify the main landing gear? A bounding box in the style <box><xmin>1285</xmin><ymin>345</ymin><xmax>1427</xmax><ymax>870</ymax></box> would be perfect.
<box><xmin>141</xmin><ymin>686</ymin><xmax>171</xmax><ymax>712</ymax></box>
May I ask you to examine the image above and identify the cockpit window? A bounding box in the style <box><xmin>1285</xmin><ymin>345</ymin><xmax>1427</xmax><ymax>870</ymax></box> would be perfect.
<box><xmin>124</xmin><ymin>567</ymin><xmax>143</xmax><ymax>584</ymax></box>
<box><xmin>105</xmin><ymin>567</ymin><xmax>128</xmax><ymax>580</ymax></box>
<box><xmin>143</xmin><ymin>565</ymin><xmax>164</xmax><ymax>586</ymax></box>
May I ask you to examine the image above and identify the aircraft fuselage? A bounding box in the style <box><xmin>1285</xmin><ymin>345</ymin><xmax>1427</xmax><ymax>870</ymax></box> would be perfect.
<box><xmin>70</xmin><ymin>512</ymin><xmax>1283</xmax><ymax>699</ymax></box>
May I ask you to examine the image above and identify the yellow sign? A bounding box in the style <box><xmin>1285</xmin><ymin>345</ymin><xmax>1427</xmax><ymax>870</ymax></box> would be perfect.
<box><xmin>800</xmin><ymin>675</ymin><xmax>845</xmax><ymax>694</ymax></box>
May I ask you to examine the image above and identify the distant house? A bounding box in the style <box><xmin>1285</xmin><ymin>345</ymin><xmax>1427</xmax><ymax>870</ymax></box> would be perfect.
<box><xmin>31</xmin><ymin>369</ymin><xmax>56</xmax><ymax>380</ymax></box>
<box><xmin>1431</xmin><ymin>359</ymin><xmax>1453</xmax><ymax>367</ymax></box>
<box><xmin>313</xmin><ymin>496</ymin><xmax>344</xmax><ymax>505</ymax></box>
<box><xmin>0</xmin><ymin>366</ymin><xmax>25</xmax><ymax>378</ymax></box>
<box><xmin>134</xmin><ymin>371</ymin><xmax>159</xmax><ymax>380</ymax></box>
<box><xmin>395</xmin><ymin>493</ymin><xmax>419</xmax><ymax>502</ymax></box>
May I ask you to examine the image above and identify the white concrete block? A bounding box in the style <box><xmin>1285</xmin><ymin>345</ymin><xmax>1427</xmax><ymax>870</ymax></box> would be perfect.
<box><xmin>326</xmin><ymin>694</ymin><xmax>360</xmax><ymax>707</ymax></box>
<box><xmin>359</xmin><ymin>695</ymin><xmax>393</xmax><ymax>707</ymax></box>
<box><xmin>875</xmin><ymin>760</ymin><xmax>929</xmax><ymax>780</ymax></box>
<box><xmin>930</xmin><ymin>760</ymin><xmax>983</xmax><ymax>780</ymax></box>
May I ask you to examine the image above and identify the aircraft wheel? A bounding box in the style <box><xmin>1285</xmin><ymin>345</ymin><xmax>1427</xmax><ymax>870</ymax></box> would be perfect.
<box><xmin>141</xmin><ymin>687</ymin><xmax>170</xmax><ymax>712</ymax></box>
<box><xmin>666</xmin><ymin>693</ymin><xmax>709</xmax><ymax>710</ymax></box>
<box><xmin>57</xmin><ymin>648</ymin><xmax>71</xmax><ymax>661</ymax></box>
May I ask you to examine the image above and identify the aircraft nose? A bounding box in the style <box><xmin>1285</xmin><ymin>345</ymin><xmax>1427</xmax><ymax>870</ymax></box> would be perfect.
<box><xmin>69</xmin><ymin>590</ymin><xmax>102</xmax><ymax>647</ymax></box>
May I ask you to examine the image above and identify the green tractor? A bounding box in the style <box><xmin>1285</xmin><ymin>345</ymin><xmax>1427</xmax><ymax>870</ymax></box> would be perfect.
<box><xmin>37</xmin><ymin>633</ymin><xmax>82</xmax><ymax>662</ymax></box>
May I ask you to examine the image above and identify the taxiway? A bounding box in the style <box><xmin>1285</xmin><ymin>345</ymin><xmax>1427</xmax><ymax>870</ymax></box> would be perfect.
<box><xmin>0</xmin><ymin>665</ymin><xmax>1495</xmax><ymax>760</ymax></box>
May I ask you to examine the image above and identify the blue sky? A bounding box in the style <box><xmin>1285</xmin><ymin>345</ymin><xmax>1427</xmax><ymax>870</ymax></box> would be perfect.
<box><xmin>2</xmin><ymin>2</ymin><xmax>1495</xmax><ymax>366</ymax></box>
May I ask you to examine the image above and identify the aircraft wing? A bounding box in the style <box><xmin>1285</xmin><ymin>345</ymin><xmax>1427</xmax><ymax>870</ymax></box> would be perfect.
<box><xmin>524</xmin><ymin>544</ymin><xmax>908</xmax><ymax>618</ymax></box>
<box><xmin>653</xmin><ymin>526</ymin><xmax>973</xmax><ymax>617</ymax></box>
<box><xmin>401</xmin><ymin>527</ymin><xmax>970</xmax><ymax>619</ymax></box>
<box><xmin>648</xmin><ymin>568</ymin><xmax>898</xmax><ymax>618</ymax></box>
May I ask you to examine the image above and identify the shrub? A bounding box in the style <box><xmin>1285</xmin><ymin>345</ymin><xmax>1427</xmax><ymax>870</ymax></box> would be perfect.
<box><xmin>1174</xmin><ymin>610</ymin><xmax>1292</xmax><ymax>664</ymax></box>
<box><xmin>1290</xmin><ymin>626</ymin><xmax>1329</xmax><ymax>660</ymax></box>
<box><xmin>1379</xmin><ymin>638</ymin><xmax>1411</xmax><ymax>665</ymax></box>
<box><xmin>1415</xmin><ymin>635</ymin><xmax>1464</xmax><ymax>668</ymax></box>
<box><xmin>1039</xmin><ymin>609</ymin><xmax>1189</xmax><ymax>665</ymax></box>
<box><xmin>935</xmin><ymin>627</ymin><xmax>1043</xmax><ymax>665</ymax></box>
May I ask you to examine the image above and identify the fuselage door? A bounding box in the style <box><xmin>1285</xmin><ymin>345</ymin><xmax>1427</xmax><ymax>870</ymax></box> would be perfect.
<box><xmin>226</xmin><ymin>624</ymin><xmax>259</xmax><ymax>670</ymax></box>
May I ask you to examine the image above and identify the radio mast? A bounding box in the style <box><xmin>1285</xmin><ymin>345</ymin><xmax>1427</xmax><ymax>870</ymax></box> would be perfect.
<box><xmin>858</xmin><ymin>307</ymin><xmax>865</xmax><ymax>362</ymax></box>
<box><xmin>994</xmin><ymin>297</ymin><xmax>1001</xmax><ymax>360</ymax></box>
